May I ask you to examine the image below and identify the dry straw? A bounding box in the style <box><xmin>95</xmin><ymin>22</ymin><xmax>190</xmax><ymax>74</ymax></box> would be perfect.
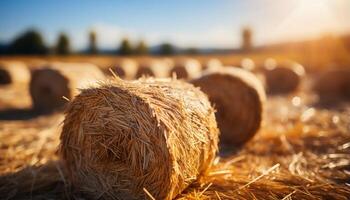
<box><xmin>192</xmin><ymin>67</ymin><xmax>266</xmax><ymax>147</ymax></box>
<box><xmin>30</xmin><ymin>62</ymin><xmax>105</xmax><ymax>112</ymax></box>
<box><xmin>263</xmin><ymin>60</ymin><xmax>305</xmax><ymax>94</ymax></box>
<box><xmin>169</xmin><ymin>59</ymin><xmax>202</xmax><ymax>79</ymax></box>
<box><xmin>313</xmin><ymin>68</ymin><xmax>350</xmax><ymax>106</ymax></box>
<box><xmin>59</xmin><ymin>77</ymin><xmax>219</xmax><ymax>200</ymax></box>
<box><xmin>0</xmin><ymin>61</ymin><xmax>30</xmax><ymax>85</ymax></box>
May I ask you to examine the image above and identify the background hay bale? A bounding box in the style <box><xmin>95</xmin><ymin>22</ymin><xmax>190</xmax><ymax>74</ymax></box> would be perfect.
<box><xmin>110</xmin><ymin>58</ymin><xmax>138</xmax><ymax>79</ymax></box>
<box><xmin>313</xmin><ymin>68</ymin><xmax>350</xmax><ymax>106</ymax></box>
<box><xmin>134</xmin><ymin>61</ymin><xmax>156</xmax><ymax>79</ymax></box>
<box><xmin>59</xmin><ymin>78</ymin><xmax>219</xmax><ymax>200</ymax></box>
<box><xmin>30</xmin><ymin>62</ymin><xmax>105</xmax><ymax>112</ymax></box>
<box><xmin>192</xmin><ymin>67</ymin><xmax>265</xmax><ymax>148</ymax></box>
<box><xmin>240</xmin><ymin>58</ymin><xmax>255</xmax><ymax>71</ymax></box>
<box><xmin>203</xmin><ymin>58</ymin><xmax>223</xmax><ymax>71</ymax></box>
<box><xmin>263</xmin><ymin>61</ymin><xmax>305</xmax><ymax>94</ymax></box>
<box><xmin>0</xmin><ymin>61</ymin><xmax>30</xmax><ymax>85</ymax></box>
<box><xmin>169</xmin><ymin>58</ymin><xmax>202</xmax><ymax>79</ymax></box>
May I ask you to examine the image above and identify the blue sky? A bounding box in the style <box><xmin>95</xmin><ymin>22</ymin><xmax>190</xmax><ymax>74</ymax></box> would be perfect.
<box><xmin>1</xmin><ymin>0</ymin><xmax>349</xmax><ymax>50</ymax></box>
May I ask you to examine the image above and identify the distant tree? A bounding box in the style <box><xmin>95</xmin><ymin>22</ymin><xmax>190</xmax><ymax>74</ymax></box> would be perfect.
<box><xmin>241</xmin><ymin>27</ymin><xmax>253</xmax><ymax>52</ymax></box>
<box><xmin>185</xmin><ymin>47</ymin><xmax>199</xmax><ymax>55</ymax></box>
<box><xmin>9</xmin><ymin>29</ymin><xmax>48</xmax><ymax>55</ymax></box>
<box><xmin>134</xmin><ymin>40</ymin><xmax>148</xmax><ymax>55</ymax></box>
<box><xmin>159</xmin><ymin>43</ymin><xmax>175</xmax><ymax>55</ymax></box>
<box><xmin>55</xmin><ymin>33</ymin><xmax>70</xmax><ymax>55</ymax></box>
<box><xmin>118</xmin><ymin>38</ymin><xmax>133</xmax><ymax>55</ymax></box>
<box><xmin>88</xmin><ymin>31</ymin><xmax>98</xmax><ymax>54</ymax></box>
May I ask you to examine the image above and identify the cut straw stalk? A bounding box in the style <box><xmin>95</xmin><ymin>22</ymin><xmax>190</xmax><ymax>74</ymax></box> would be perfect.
<box><xmin>110</xmin><ymin>58</ymin><xmax>138</xmax><ymax>79</ymax></box>
<box><xmin>59</xmin><ymin>77</ymin><xmax>219</xmax><ymax>200</ymax></box>
<box><xmin>191</xmin><ymin>67</ymin><xmax>266</xmax><ymax>147</ymax></box>
<box><xmin>0</xmin><ymin>61</ymin><xmax>30</xmax><ymax>85</ymax></box>
<box><xmin>30</xmin><ymin>62</ymin><xmax>105</xmax><ymax>112</ymax></box>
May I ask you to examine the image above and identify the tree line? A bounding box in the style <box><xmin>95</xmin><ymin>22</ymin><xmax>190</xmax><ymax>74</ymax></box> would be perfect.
<box><xmin>0</xmin><ymin>29</ymin><xmax>180</xmax><ymax>55</ymax></box>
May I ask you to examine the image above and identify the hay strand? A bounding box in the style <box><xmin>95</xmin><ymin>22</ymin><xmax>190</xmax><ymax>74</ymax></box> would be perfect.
<box><xmin>59</xmin><ymin>77</ymin><xmax>219</xmax><ymax>200</ymax></box>
<box><xmin>110</xmin><ymin>58</ymin><xmax>138</xmax><ymax>79</ymax></box>
<box><xmin>191</xmin><ymin>67</ymin><xmax>266</xmax><ymax>148</ymax></box>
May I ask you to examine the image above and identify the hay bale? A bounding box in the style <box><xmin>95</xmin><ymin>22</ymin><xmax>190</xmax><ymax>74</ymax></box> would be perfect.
<box><xmin>169</xmin><ymin>59</ymin><xmax>202</xmax><ymax>79</ymax></box>
<box><xmin>191</xmin><ymin>67</ymin><xmax>265</xmax><ymax>147</ymax></box>
<box><xmin>313</xmin><ymin>68</ymin><xmax>350</xmax><ymax>105</ymax></box>
<box><xmin>59</xmin><ymin>77</ymin><xmax>219</xmax><ymax>200</ymax></box>
<box><xmin>30</xmin><ymin>62</ymin><xmax>105</xmax><ymax>112</ymax></box>
<box><xmin>111</xmin><ymin>59</ymin><xmax>138</xmax><ymax>79</ymax></box>
<box><xmin>263</xmin><ymin>61</ymin><xmax>305</xmax><ymax>94</ymax></box>
<box><xmin>135</xmin><ymin>62</ymin><xmax>156</xmax><ymax>79</ymax></box>
<box><xmin>203</xmin><ymin>58</ymin><xmax>223</xmax><ymax>71</ymax></box>
<box><xmin>240</xmin><ymin>58</ymin><xmax>255</xmax><ymax>71</ymax></box>
<box><xmin>0</xmin><ymin>61</ymin><xmax>30</xmax><ymax>85</ymax></box>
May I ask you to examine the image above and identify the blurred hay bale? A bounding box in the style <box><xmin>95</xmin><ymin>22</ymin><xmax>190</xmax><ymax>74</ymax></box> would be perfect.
<box><xmin>240</xmin><ymin>58</ymin><xmax>256</xmax><ymax>71</ymax></box>
<box><xmin>263</xmin><ymin>60</ymin><xmax>305</xmax><ymax>94</ymax></box>
<box><xmin>30</xmin><ymin>62</ymin><xmax>105</xmax><ymax>112</ymax></box>
<box><xmin>135</xmin><ymin>61</ymin><xmax>156</xmax><ymax>79</ymax></box>
<box><xmin>169</xmin><ymin>58</ymin><xmax>202</xmax><ymax>79</ymax></box>
<box><xmin>0</xmin><ymin>61</ymin><xmax>30</xmax><ymax>85</ymax></box>
<box><xmin>192</xmin><ymin>67</ymin><xmax>265</xmax><ymax>147</ymax></box>
<box><xmin>59</xmin><ymin>77</ymin><xmax>219</xmax><ymax>200</ymax></box>
<box><xmin>203</xmin><ymin>58</ymin><xmax>223</xmax><ymax>71</ymax></box>
<box><xmin>313</xmin><ymin>68</ymin><xmax>350</xmax><ymax>106</ymax></box>
<box><xmin>110</xmin><ymin>58</ymin><xmax>138</xmax><ymax>79</ymax></box>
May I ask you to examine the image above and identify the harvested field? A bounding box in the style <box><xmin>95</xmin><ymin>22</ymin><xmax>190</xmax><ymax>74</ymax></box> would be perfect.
<box><xmin>0</xmin><ymin>59</ymin><xmax>349</xmax><ymax>199</ymax></box>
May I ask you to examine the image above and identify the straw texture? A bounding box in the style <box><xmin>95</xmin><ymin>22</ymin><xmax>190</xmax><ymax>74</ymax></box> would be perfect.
<box><xmin>59</xmin><ymin>77</ymin><xmax>219</xmax><ymax>200</ymax></box>
<box><xmin>0</xmin><ymin>61</ymin><xmax>30</xmax><ymax>85</ymax></box>
<box><xmin>192</xmin><ymin>67</ymin><xmax>265</xmax><ymax>147</ymax></box>
<box><xmin>30</xmin><ymin>62</ymin><xmax>105</xmax><ymax>112</ymax></box>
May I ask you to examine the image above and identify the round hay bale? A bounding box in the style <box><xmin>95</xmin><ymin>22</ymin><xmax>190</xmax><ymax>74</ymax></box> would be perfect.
<box><xmin>111</xmin><ymin>59</ymin><xmax>138</xmax><ymax>79</ymax></box>
<box><xmin>313</xmin><ymin>68</ymin><xmax>350</xmax><ymax>105</ymax></box>
<box><xmin>169</xmin><ymin>59</ymin><xmax>202</xmax><ymax>79</ymax></box>
<box><xmin>135</xmin><ymin>62</ymin><xmax>156</xmax><ymax>79</ymax></box>
<box><xmin>263</xmin><ymin>61</ymin><xmax>305</xmax><ymax>94</ymax></box>
<box><xmin>59</xmin><ymin>78</ymin><xmax>219</xmax><ymax>200</ymax></box>
<box><xmin>191</xmin><ymin>67</ymin><xmax>265</xmax><ymax>147</ymax></box>
<box><xmin>0</xmin><ymin>61</ymin><xmax>30</xmax><ymax>85</ymax></box>
<box><xmin>240</xmin><ymin>58</ymin><xmax>255</xmax><ymax>71</ymax></box>
<box><xmin>30</xmin><ymin>62</ymin><xmax>105</xmax><ymax>112</ymax></box>
<box><xmin>203</xmin><ymin>58</ymin><xmax>222</xmax><ymax>71</ymax></box>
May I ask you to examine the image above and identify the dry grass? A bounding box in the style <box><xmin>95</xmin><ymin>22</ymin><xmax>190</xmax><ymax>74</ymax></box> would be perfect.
<box><xmin>0</xmin><ymin>61</ymin><xmax>30</xmax><ymax>85</ymax></box>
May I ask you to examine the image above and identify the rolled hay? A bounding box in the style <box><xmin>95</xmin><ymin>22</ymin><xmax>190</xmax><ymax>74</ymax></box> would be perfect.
<box><xmin>313</xmin><ymin>68</ymin><xmax>350</xmax><ymax>105</ymax></box>
<box><xmin>203</xmin><ymin>58</ymin><xmax>223</xmax><ymax>71</ymax></box>
<box><xmin>110</xmin><ymin>59</ymin><xmax>138</xmax><ymax>79</ymax></box>
<box><xmin>30</xmin><ymin>62</ymin><xmax>105</xmax><ymax>112</ymax></box>
<box><xmin>169</xmin><ymin>58</ymin><xmax>202</xmax><ymax>79</ymax></box>
<box><xmin>240</xmin><ymin>58</ymin><xmax>255</xmax><ymax>71</ymax></box>
<box><xmin>263</xmin><ymin>61</ymin><xmax>305</xmax><ymax>94</ymax></box>
<box><xmin>191</xmin><ymin>67</ymin><xmax>265</xmax><ymax>147</ymax></box>
<box><xmin>135</xmin><ymin>62</ymin><xmax>156</xmax><ymax>79</ymax></box>
<box><xmin>59</xmin><ymin>77</ymin><xmax>219</xmax><ymax>200</ymax></box>
<box><xmin>0</xmin><ymin>61</ymin><xmax>30</xmax><ymax>85</ymax></box>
